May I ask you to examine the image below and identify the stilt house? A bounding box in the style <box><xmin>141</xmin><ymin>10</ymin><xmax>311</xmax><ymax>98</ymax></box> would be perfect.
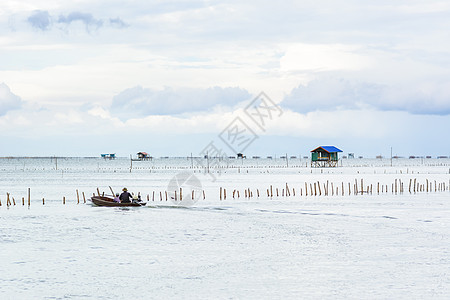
<box><xmin>310</xmin><ymin>146</ymin><xmax>342</xmax><ymax>167</ymax></box>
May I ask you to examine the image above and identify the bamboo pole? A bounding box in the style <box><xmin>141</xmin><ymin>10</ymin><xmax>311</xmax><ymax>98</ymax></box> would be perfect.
<box><xmin>305</xmin><ymin>182</ymin><xmax>308</xmax><ymax>196</ymax></box>
<box><xmin>220</xmin><ymin>187</ymin><xmax>222</xmax><ymax>200</ymax></box>
<box><xmin>22</xmin><ymin>197</ymin><xmax>24</xmax><ymax>206</ymax></box>
<box><xmin>203</xmin><ymin>190</ymin><xmax>206</xmax><ymax>200</ymax></box>
<box><xmin>166</xmin><ymin>191</ymin><xmax>168</xmax><ymax>201</ymax></box>
<box><xmin>77</xmin><ymin>189</ymin><xmax>80</xmax><ymax>204</ymax></box>
<box><xmin>413</xmin><ymin>178</ymin><xmax>416</xmax><ymax>193</ymax></box>
<box><xmin>28</xmin><ymin>188</ymin><xmax>30</xmax><ymax>206</ymax></box>
<box><xmin>83</xmin><ymin>192</ymin><xmax>86</xmax><ymax>203</ymax></box>
<box><xmin>152</xmin><ymin>191</ymin><xmax>155</xmax><ymax>201</ymax></box>
<box><xmin>12</xmin><ymin>197</ymin><xmax>16</xmax><ymax>206</ymax></box>
<box><xmin>224</xmin><ymin>188</ymin><xmax>226</xmax><ymax>200</ymax></box>
<box><xmin>174</xmin><ymin>190</ymin><xmax>177</xmax><ymax>201</ymax></box>
<box><xmin>97</xmin><ymin>188</ymin><xmax>100</xmax><ymax>196</ymax></box>
<box><xmin>361</xmin><ymin>179</ymin><xmax>363</xmax><ymax>194</ymax></box>
<box><xmin>395</xmin><ymin>179</ymin><xmax>397</xmax><ymax>194</ymax></box>
<box><xmin>43</xmin><ymin>198</ymin><xmax>45</xmax><ymax>205</ymax></box>
<box><xmin>63</xmin><ymin>196</ymin><xmax>66</xmax><ymax>205</ymax></box>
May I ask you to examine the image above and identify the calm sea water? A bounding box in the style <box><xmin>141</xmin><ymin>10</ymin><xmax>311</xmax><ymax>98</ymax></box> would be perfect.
<box><xmin>1</xmin><ymin>158</ymin><xmax>450</xmax><ymax>299</ymax></box>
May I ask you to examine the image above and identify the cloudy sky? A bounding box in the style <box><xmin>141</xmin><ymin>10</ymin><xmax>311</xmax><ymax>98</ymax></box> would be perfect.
<box><xmin>1</xmin><ymin>0</ymin><xmax>450</xmax><ymax>157</ymax></box>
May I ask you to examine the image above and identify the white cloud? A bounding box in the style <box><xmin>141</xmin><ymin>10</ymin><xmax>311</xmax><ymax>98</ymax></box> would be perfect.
<box><xmin>57</xmin><ymin>11</ymin><xmax>103</xmax><ymax>31</ymax></box>
<box><xmin>280</xmin><ymin>44</ymin><xmax>372</xmax><ymax>72</ymax></box>
<box><xmin>0</xmin><ymin>82</ymin><xmax>22</xmax><ymax>116</ymax></box>
<box><xmin>27</xmin><ymin>10</ymin><xmax>51</xmax><ymax>30</ymax></box>
<box><xmin>109</xmin><ymin>17</ymin><xmax>128</xmax><ymax>28</ymax></box>
<box><xmin>282</xmin><ymin>76</ymin><xmax>450</xmax><ymax>115</ymax></box>
<box><xmin>22</xmin><ymin>9</ymin><xmax>128</xmax><ymax>33</ymax></box>
<box><xmin>110</xmin><ymin>86</ymin><xmax>252</xmax><ymax>120</ymax></box>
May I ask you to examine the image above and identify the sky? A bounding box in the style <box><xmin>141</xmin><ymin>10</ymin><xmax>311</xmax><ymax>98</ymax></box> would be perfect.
<box><xmin>1</xmin><ymin>0</ymin><xmax>450</xmax><ymax>157</ymax></box>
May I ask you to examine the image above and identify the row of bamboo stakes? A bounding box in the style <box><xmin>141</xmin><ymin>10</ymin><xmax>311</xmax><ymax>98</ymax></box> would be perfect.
<box><xmin>218</xmin><ymin>178</ymin><xmax>450</xmax><ymax>199</ymax></box>
<box><xmin>0</xmin><ymin>186</ymin><xmax>207</xmax><ymax>207</ymax></box>
<box><xmin>146</xmin><ymin>189</ymin><xmax>206</xmax><ymax>202</ymax></box>
<box><xmin>1</xmin><ymin>178</ymin><xmax>448</xmax><ymax>207</ymax></box>
<box><xmin>0</xmin><ymin>188</ymin><xmax>89</xmax><ymax>207</ymax></box>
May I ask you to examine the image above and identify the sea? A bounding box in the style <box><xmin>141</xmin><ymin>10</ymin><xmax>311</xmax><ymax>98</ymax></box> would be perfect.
<box><xmin>1</xmin><ymin>157</ymin><xmax>450</xmax><ymax>299</ymax></box>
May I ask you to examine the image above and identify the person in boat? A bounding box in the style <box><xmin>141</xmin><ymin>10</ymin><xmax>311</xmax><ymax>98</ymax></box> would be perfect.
<box><xmin>119</xmin><ymin>188</ymin><xmax>133</xmax><ymax>203</ymax></box>
<box><xmin>132</xmin><ymin>194</ymin><xmax>139</xmax><ymax>203</ymax></box>
<box><xmin>113</xmin><ymin>193</ymin><xmax>120</xmax><ymax>203</ymax></box>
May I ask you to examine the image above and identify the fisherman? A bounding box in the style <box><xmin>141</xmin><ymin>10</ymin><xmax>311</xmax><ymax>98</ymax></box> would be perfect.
<box><xmin>119</xmin><ymin>188</ymin><xmax>132</xmax><ymax>203</ymax></box>
<box><xmin>113</xmin><ymin>193</ymin><xmax>120</xmax><ymax>203</ymax></box>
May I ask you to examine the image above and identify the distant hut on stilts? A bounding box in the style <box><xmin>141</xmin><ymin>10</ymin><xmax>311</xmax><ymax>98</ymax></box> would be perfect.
<box><xmin>134</xmin><ymin>152</ymin><xmax>152</xmax><ymax>161</ymax></box>
<box><xmin>310</xmin><ymin>146</ymin><xmax>342</xmax><ymax>167</ymax></box>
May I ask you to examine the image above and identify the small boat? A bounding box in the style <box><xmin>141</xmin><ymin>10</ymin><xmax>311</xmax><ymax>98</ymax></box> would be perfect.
<box><xmin>90</xmin><ymin>195</ymin><xmax>147</xmax><ymax>207</ymax></box>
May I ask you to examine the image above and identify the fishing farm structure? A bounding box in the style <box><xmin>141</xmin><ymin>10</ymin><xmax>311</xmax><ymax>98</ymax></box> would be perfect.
<box><xmin>136</xmin><ymin>152</ymin><xmax>152</xmax><ymax>161</ymax></box>
<box><xmin>311</xmin><ymin>146</ymin><xmax>343</xmax><ymax>167</ymax></box>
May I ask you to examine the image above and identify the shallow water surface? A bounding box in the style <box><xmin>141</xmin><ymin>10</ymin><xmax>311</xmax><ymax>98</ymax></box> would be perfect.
<box><xmin>1</xmin><ymin>158</ymin><xmax>450</xmax><ymax>299</ymax></box>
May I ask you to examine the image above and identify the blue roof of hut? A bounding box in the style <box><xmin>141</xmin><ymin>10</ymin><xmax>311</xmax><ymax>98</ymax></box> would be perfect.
<box><xmin>311</xmin><ymin>146</ymin><xmax>343</xmax><ymax>153</ymax></box>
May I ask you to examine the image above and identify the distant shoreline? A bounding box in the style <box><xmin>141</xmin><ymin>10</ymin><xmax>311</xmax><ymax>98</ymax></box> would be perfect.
<box><xmin>0</xmin><ymin>156</ymin><xmax>449</xmax><ymax>160</ymax></box>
